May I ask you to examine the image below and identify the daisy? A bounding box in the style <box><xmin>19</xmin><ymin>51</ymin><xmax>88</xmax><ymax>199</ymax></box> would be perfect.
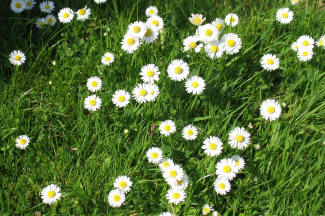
<box><xmin>9</xmin><ymin>50</ymin><xmax>26</xmax><ymax>66</ymax></box>
<box><xmin>10</xmin><ymin>0</ymin><xmax>25</xmax><ymax>13</ymax></box>
<box><xmin>146</xmin><ymin>6</ymin><xmax>158</xmax><ymax>17</ymax></box>
<box><xmin>171</xmin><ymin>174</ymin><xmax>189</xmax><ymax>190</ymax></box>
<box><xmin>297</xmin><ymin>48</ymin><xmax>313</xmax><ymax>62</ymax></box>
<box><xmin>260</xmin><ymin>99</ymin><xmax>282</xmax><ymax>121</ymax></box>
<box><xmin>35</xmin><ymin>18</ymin><xmax>46</xmax><ymax>29</ymax></box>
<box><xmin>127</xmin><ymin>21</ymin><xmax>147</xmax><ymax>39</ymax></box>
<box><xmin>41</xmin><ymin>184</ymin><xmax>61</xmax><ymax>205</ymax></box>
<box><xmin>142</xmin><ymin>24</ymin><xmax>159</xmax><ymax>43</ymax></box>
<box><xmin>204</xmin><ymin>41</ymin><xmax>224</xmax><ymax>59</ymax></box>
<box><xmin>146</xmin><ymin>83</ymin><xmax>160</xmax><ymax>102</ymax></box>
<box><xmin>221</xmin><ymin>33</ymin><xmax>242</xmax><ymax>55</ymax></box>
<box><xmin>24</xmin><ymin>0</ymin><xmax>36</xmax><ymax>10</ymax></box>
<box><xmin>112</xmin><ymin>90</ymin><xmax>130</xmax><ymax>108</ymax></box>
<box><xmin>202</xmin><ymin>136</ymin><xmax>223</xmax><ymax>157</ymax></box>
<box><xmin>140</xmin><ymin>64</ymin><xmax>160</xmax><ymax>83</ymax></box>
<box><xmin>121</xmin><ymin>33</ymin><xmax>140</xmax><ymax>54</ymax></box>
<box><xmin>228</xmin><ymin>127</ymin><xmax>251</xmax><ymax>150</ymax></box>
<box><xmin>45</xmin><ymin>14</ymin><xmax>57</xmax><ymax>26</ymax></box>
<box><xmin>189</xmin><ymin>13</ymin><xmax>205</xmax><ymax>26</ymax></box>
<box><xmin>166</xmin><ymin>187</ymin><xmax>186</xmax><ymax>205</ymax></box>
<box><xmin>58</xmin><ymin>8</ymin><xmax>74</xmax><ymax>23</ymax></box>
<box><xmin>290</xmin><ymin>0</ymin><xmax>300</xmax><ymax>5</ymax></box>
<box><xmin>76</xmin><ymin>6</ymin><xmax>91</xmax><ymax>21</ymax></box>
<box><xmin>159</xmin><ymin>120</ymin><xmax>176</xmax><ymax>137</ymax></box>
<box><xmin>182</xmin><ymin>125</ymin><xmax>198</xmax><ymax>140</ymax></box>
<box><xmin>146</xmin><ymin>147</ymin><xmax>163</xmax><ymax>164</ymax></box>
<box><xmin>225</xmin><ymin>13</ymin><xmax>239</xmax><ymax>26</ymax></box>
<box><xmin>132</xmin><ymin>83</ymin><xmax>150</xmax><ymax>103</ymax></box>
<box><xmin>86</xmin><ymin>76</ymin><xmax>102</xmax><ymax>92</ymax></box>
<box><xmin>297</xmin><ymin>35</ymin><xmax>314</xmax><ymax>49</ymax></box>
<box><xmin>214</xmin><ymin>178</ymin><xmax>231</xmax><ymax>195</ymax></box>
<box><xmin>108</xmin><ymin>189</ymin><xmax>125</xmax><ymax>208</ymax></box>
<box><xmin>84</xmin><ymin>95</ymin><xmax>102</xmax><ymax>112</ymax></box>
<box><xmin>202</xmin><ymin>204</ymin><xmax>213</xmax><ymax>215</ymax></box>
<box><xmin>40</xmin><ymin>1</ymin><xmax>54</xmax><ymax>13</ymax></box>
<box><xmin>212</xmin><ymin>18</ymin><xmax>225</xmax><ymax>31</ymax></box>
<box><xmin>231</xmin><ymin>155</ymin><xmax>245</xmax><ymax>172</ymax></box>
<box><xmin>146</xmin><ymin>15</ymin><xmax>164</xmax><ymax>31</ymax></box>
<box><xmin>159</xmin><ymin>212</ymin><xmax>173</xmax><ymax>216</ymax></box>
<box><xmin>15</xmin><ymin>135</ymin><xmax>30</xmax><ymax>150</ymax></box>
<box><xmin>185</xmin><ymin>76</ymin><xmax>205</xmax><ymax>95</ymax></box>
<box><xmin>316</xmin><ymin>35</ymin><xmax>325</xmax><ymax>48</ymax></box>
<box><xmin>183</xmin><ymin>36</ymin><xmax>202</xmax><ymax>53</ymax></box>
<box><xmin>276</xmin><ymin>8</ymin><xmax>294</xmax><ymax>24</ymax></box>
<box><xmin>101</xmin><ymin>52</ymin><xmax>114</xmax><ymax>66</ymax></box>
<box><xmin>94</xmin><ymin>0</ymin><xmax>107</xmax><ymax>3</ymax></box>
<box><xmin>260</xmin><ymin>54</ymin><xmax>280</xmax><ymax>71</ymax></box>
<box><xmin>163</xmin><ymin>164</ymin><xmax>184</xmax><ymax>185</ymax></box>
<box><xmin>291</xmin><ymin>41</ymin><xmax>298</xmax><ymax>51</ymax></box>
<box><xmin>216</xmin><ymin>158</ymin><xmax>237</xmax><ymax>180</ymax></box>
<box><xmin>159</xmin><ymin>158</ymin><xmax>175</xmax><ymax>172</ymax></box>
<box><xmin>167</xmin><ymin>59</ymin><xmax>190</xmax><ymax>81</ymax></box>
<box><xmin>198</xmin><ymin>24</ymin><xmax>219</xmax><ymax>42</ymax></box>
<box><xmin>114</xmin><ymin>176</ymin><xmax>132</xmax><ymax>193</ymax></box>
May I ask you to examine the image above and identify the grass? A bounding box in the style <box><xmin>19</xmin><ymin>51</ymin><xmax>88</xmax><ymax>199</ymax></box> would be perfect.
<box><xmin>1</xmin><ymin>0</ymin><xmax>325</xmax><ymax>215</ymax></box>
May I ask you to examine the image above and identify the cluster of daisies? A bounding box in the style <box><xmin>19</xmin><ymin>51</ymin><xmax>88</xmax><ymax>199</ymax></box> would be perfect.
<box><xmin>202</xmin><ymin>203</ymin><xmax>219</xmax><ymax>216</ymax></box>
<box><xmin>146</xmin><ymin>147</ymin><xmax>189</xmax><ymax>207</ymax></box>
<box><xmin>121</xmin><ymin>6</ymin><xmax>164</xmax><ymax>54</ymax></box>
<box><xmin>159</xmin><ymin>120</ymin><xmax>199</xmax><ymax>140</ymax></box>
<box><xmin>84</xmin><ymin>76</ymin><xmax>103</xmax><ymax>112</ymax></box>
<box><xmin>10</xmin><ymin>0</ymin><xmax>38</xmax><ymax>13</ymax></box>
<box><xmin>183</xmin><ymin>13</ymin><xmax>242</xmax><ymax>59</ymax></box>
<box><xmin>57</xmin><ymin>6</ymin><xmax>91</xmax><ymax>24</ymax></box>
<box><xmin>108</xmin><ymin>176</ymin><xmax>133</xmax><ymax>207</ymax></box>
<box><xmin>291</xmin><ymin>35</ymin><xmax>325</xmax><ymax>62</ymax></box>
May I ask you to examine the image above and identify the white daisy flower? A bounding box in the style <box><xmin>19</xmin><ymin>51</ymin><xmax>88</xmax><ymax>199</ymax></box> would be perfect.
<box><xmin>202</xmin><ymin>204</ymin><xmax>213</xmax><ymax>215</ymax></box>
<box><xmin>94</xmin><ymin>0</ymin><xmax>107</xmax><ymax>3</ymax></box>
<box><xmin>260</xmin><ymin>54</ymin><xmax>280</xmax><ymax>71</ymax></box>
<box><xmin>167</xmin><ymin>59</ymin><xmax>190</xmax><ymax>81</ymax></box>
<box><xmin>41</xmin><ymin>184</ymin><xmax>61</xmax><ymax>205</ymax></box>
<box><xmin>108</xmin><ymin>189</ymin><xmax>125</xmax><ymax>208</ymax></box>
<box><xmin>141</xmin><ymin>24</ymin><xmax>159</xmax><ymax>44</ymax></box>
<box><xmin>146</xmin><ymin>83</ymin><xmax>160</xmax><ymax>102</ymax></box>
<box><xmin>214</xmin><ymin>178</ymin><xmax>231</xmax><ymax>195</ymax></box>
<box><xmin>221</xmin><ymin>33</ymin><xmax>242</xmax><ymax>55</ymax></box>
<box><xmin>121</xmin><ymin>33</ymin><xmax>140</xmax><ymax>54</ymax></box>
<box><xmin>15</xmin><ymin>135</ymin><xmax>30</xmax><ymax>150</ymax></box>
<box><xmin>231</xmin><ymin>155</ymin><xmax>245</xmax><ymax>172</ymax></box>
<box><xmin>183</xmin><ymin>36</ymin><xmax>202</xmax><ymax>53</ymax></box>
<box><xmin>260</xmin><ymin>99</ymin><xmax>282</xmax><ymax>121</ymax></box>
<box><xmin>113</xmin><ymin>176</ymin><xmax>132</xmax><ymax>194</ymax></box>
<box><xmin>185</xmin><ymin>76</ymin><xmax>205</xmax><ymax>95</ymax></box>
<box><xmin>216</xmin><ymin>158</ymin><xmax>237</xmax><ymax>180</ymax></box>
<box><xmin>24</xmin><ymin>0</ymin><xmax>36</xmax><ymax>10</ymax></box>
<box><xmin>276</xmin><ymin>8</ymin><xmax>294</xmax><ymax>24</ymax></box>
<box><xmin>146</xmin><ymin>15</ymin><xmax>164</xmax><ymax>31</ymax></box>
<box><xmin>189</xmin><ymin>13</ymin><xmax>205</xmax><ymax>26</ymax></box>
<box><xmin>170</xmin><ymin>174</ymin><xmax>189</xmax><ymax>190</ymax></box>
<box><xmin>101</xmin><ymin>52</ymin><xmax>114</xmax><ymax>66</ymax></box>
<box><xmin>182</xmin><ymin>124</ymin><xmax>198</xmax><ymax>140</ymax></box>
<box><xmin>297</xmin><ymin>48</ymin><xmax>313</xmax><ymax>62</ymax></box>
<box><xmin>228</xmin><ymin>127</ymin><xmax>251</xmax><ymax>150</ymax></box>
<box><xmin>212</xmin><ymin>18</ymin><xmax>225</xmax><ymax>32</ymax></box>
<box><xmin>146</xmin><ymin>147</ymin><xmax>163</xmax><ymax>164</ymax></box>
<box><xmin>316</xmin><ymin>35</ymin><xmax>325</xmax><ymax>48</ymax></box>
<box><xmin>40</xmin><ymin>1</ymin><xmax>54</xmax><ymax>13</ymax></box>
<box><xmin>225</xmin><ymin>13</ymin><xmax>239</xmax><ymax>26</ymax></box>
<box><xmin>202</xmin><ymin>136</ymin><xmax>223</xmax><ymax>157</ymax></box>
<box><xmin>10</xmin><ymin>0</ymin><xmax>25</xmax><ymax>13</ymax></box>
<box><xmin>84</xmin><ymin>95</ymin><xmax>102</xmax><ymax>112</ymax></box>
<box><xmin>159</xmin><ymin>158</ymin><xmax>175</xmax><ymax>172</ymax></box>
<box><xmin>58</xmin><ymin>8</ymin><xmax>74</xmax><ymax>23</ymax></box>
<box><xmin>112</xmin><ymin>90</ymin><xmax>130</xmax><ymax>108</ymax></box>
<box><xmin>166</xmin><ymin>187</ymin><xmax>186</xmax><ymax>205</ymax></box>
<box><xmin>140</xmin><ymin>64</ymin><xmax>160</xmax><ymax>83</ymax></box>
<box><xmin>45</xmin><ymin>14</ymin><xmax>57</xmax><ymax>26</ymax></box>
<box><xmin>9</xmin><ymin>50</ymin><xmax>26</xmax><ymax>66</ymax></box>
<box><xmin>159</xmin><ymin>212</ymin><xmax>173</xmax><ymax>216</ymax></box>
<box><xmin>198</xmin><ymin>24</ymin><xmax>219</xmax><ymax>42</ymax></box>
<box><xmin>35</xmin><ymin>18</ymin><xmax>46</xmax><ymax>29</ymax></box>
<box><xmin>291</xmin><ymin>41</ymin><xmax>299</xmax><ymax>51</ymax></box>
<box><xmin>163</xmin><ymin>164</ymin><xmax>184</xmax><ymax>185</ymax></box>
<box><xmin>290</xmin><ymin>0</ymin><xmax>300</xmax><ymax>5</ymax></box>
<box><xmin>204</xmin><ymin>41</ymin><xmax>224</xmax><ymax>59</ymax></box>
<box><xmin>76</xmin><ymin>6</ymin><xmax>91</xmax><ymax>21</ymax></box>
<box><xmin>86</xmin><ymin>76</ymin><xmax>102</xmax><ymax>92</ymax></box>
<box><xmin>132</xmin><ymin>83</ymin><xmax>150</xmax><ymax>103</ymax></box>
<box><xmin>127</xmin><ymin>21</ymin><xmax>147</xmax><ymax>39</ymax></box>
<box><xmin>297</xmin><ymin>35</ymin><xmax>314</xmax><ymax>49</ymax></box>
<box><xmin>146</xmin><ymin>6</ymin><xmax>158</xmax><ymax>17</ymax></box>
<box><xmin>159</xmin><ymin>120</ymin><xmax>176</xmax><ymax>137</ymax></box>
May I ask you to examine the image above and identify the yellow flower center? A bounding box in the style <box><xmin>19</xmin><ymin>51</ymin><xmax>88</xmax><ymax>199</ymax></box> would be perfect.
<box><xmin>235</xmin><ymin>160</ymin><xmax>239</xmax><ymax>166</ymax></box>
<box><xmin>26</xmin><ymin>1</ymin><xmax>31</xmax><ymax>6</ymax></box>
<box><xmin>152</xmin><ymin>20</ymin><xmax>159</xmax><ymax>26</ymax></box>
<box><xmin>78</xmin><ymin>9</ymin><xmax>86</xmax><ymax>15</ymax></box>
<box><xmin>209</xmin><ymin>143</ymin><xmax>216</xmax><ymax>150</ymax></box>
<box><xmin>149</xmin><ymin>9</ymin><xmax>155</xmax><ymax>15</ymax></box>
<box><xmin>16</xmin><ymin>3</ymin><xmax>22</xmax><ymax>8</ymax></box>
<box><xmin>187</xmin><ymin>129</ymin><xmax>194</xmax><ymax>136</ymax></box>
<box><xmin>223</xmin><ymin>165</ymin><xmax>231</xmax><ymax>173</ymax></box>
<box><xmin>267</xmin><ymin>59</ymin><xmax>274</xmax><ymax>65</ymax></box>
<box><xmin>152</xmin><ymin>152</ymin><xmax>158</xmax><ymax>158</ymax></box>
<box><xmin>89</xmin><ymin>99</ymin><xmax>96</xmax><ymax>106</ymax></box>
<box><xmin>113</xmin><ymin>194</ymin><xmax>120</xmax><ymax>202</ymax></box>
<box><xmin>319</xmin><ymin>40</ymin><xmax>324</xmax><ymax>46</ymax></box>
<box><xmin>48</xmin><ymin>18</ymin><xmax>53</xmax><ymax>23</ymax></box>
<box><xmin>173</xmin><ymin>193</ymin><xmax>180</xmax><ymax>199</ymax></box>
<box><xmin>14</xmin><ymin>55</ymin><xmax>21</xmax><ymax>61</ymax></box>
<box><xmin>45</xmin><ymin>5</ymin><xmax>50</xmax><ymax>9</ymax></box>
<box><xmin>174</xmin><ymin>66</ymin><xmax>182</xmax><ymax>74</ymax></box>
<box><xmin>211</xmin><ymin>45</ymin><xmax>218</xmax><ymax>53</ymax></box>
<box><xmin>204</xmin><ymin>208</ymin><xmax>211</xmax><ymax>213</ymax></box>
<box><xmin>118</xmin><ymin>96</ymin><xmax>125</xmax><ymax>102</ymax></box>
<box><xmin>19</xmin><ymin>139</ymin><xmax>26</xmax><ymax>145</ymax></box>
<box><xmin>163</xmin><ymin>162</ymin><xmax>169</xmax><ymax>167</ymax></box>
<box><xmin>170</xmin><ymin>170</ymin><xmax>177</xmax><ymax>177</ymax></box>
<box><xmin>302</xmin><ymin>40</ymin><xmax>309</xmax><ymax>46</ymax></box>
<box><xmin>147</xmin><ymin>70</ymin><xmax>154</xmax><ymax>77</ymax></box>
<box><xmin>91</xmin><ymin>81</ymin><xmax>98</xmax><ymax>87</ymax></box>
<box><xmin>227</xmin><ymin>39</ymin><xmax>235</xmax><ymax>47</ymax></box>
<box><xmin>193</xmin><ymin>17</ymin><xmax>201</xmax><ymax>25</ymax></box>
<box><xmin>230</xmin><ymin>17</ymin><xmax>236</xmax><ymax>22</ymax></box>
<box><xmin>302</xmin><ymin>51</ymin><xmax>308</xmax><ymax>56</ymax></box>
<box><xmin>295</xmin><ymin>44</ymin><xmax>298</xmax><ymax>49</ymax></box>
<box><xmin>40</xmin><ymin>22</ymin><xmax>45</xmax><ymax>26</ymax></box>
<box><xmin>216</xmin><ymin>23</ymin><xmax>222</xmax><ymax>30</ymax></box>
<box><xmin>219</xmin><ymin>183</ymin><xmax>226</xmax><ymax>189</ymax></box>
<box><xmin>235</xmin><ymin>135</ymin><xmax>244</xmax><ymax>143</ymax></box>
<box><xmin>105</xmin><ymin>56</ymin><xmax>111</xmax><ymax>62</ymax></box>
<box><xmin>282</xmin><ymin>13</ymin><xmax>288</xmax><ymax>18</ymax></box>
<box><xmin>139</xmin><ymin>89</ymin><xmax>147</xmax><ymax>96</ymax></box>
<box><xmin>267</xmin><ymin>106</ymin><xmax>275</xmax><ymax>114</ymax></box>
<box><xmin>192</xmin><ymin>82</ymin><xmax>199</xmax><ymax>88</ymax></box>
<box><xmin>164</xmin><ymin>125</ymin><xmax>171</xmax><ymax>131</ymax></box>
<box><xmin>205</xmin><ymin>29</ymin><xmax>213</xmax><ymax>36</ymax></box>
<box><xmin>127</xmin><ymin>38</ymin><xmax>135</xmax><ymax>45</ymax></box>
<box><xmin>63</xmin><ymin>13</ymin><xmax>69</xmax><ymax>18</ymax></box>
<box><xmin>119</xmin><ymin>181</ymin><xmax>127</xmax><ymax>188</ymax></box>
<box><xmin>145</xmin><ymin>29</ymin><xmax>152</xmax><ymax>37</ymax></box>
<box><xmin>47</xmin><ymin>190</ymin><xmax>55</xmax><ymax>198</ymax></box>
<box><xmin>189</xmin><ymin>42</ymin><xmax>197</xmax><ymax>48</ymax></box>
<box><xmin>133</xmin><ymin>26</ymin><xmax>140</xmax><ymax>33</ymax></box>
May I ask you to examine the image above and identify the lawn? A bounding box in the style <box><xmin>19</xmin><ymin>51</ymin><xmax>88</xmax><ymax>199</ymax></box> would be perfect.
<box><xmin>0</xmin><ymin>0</ymin><xmax>324</xmax><ymax>215</ymax></box>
